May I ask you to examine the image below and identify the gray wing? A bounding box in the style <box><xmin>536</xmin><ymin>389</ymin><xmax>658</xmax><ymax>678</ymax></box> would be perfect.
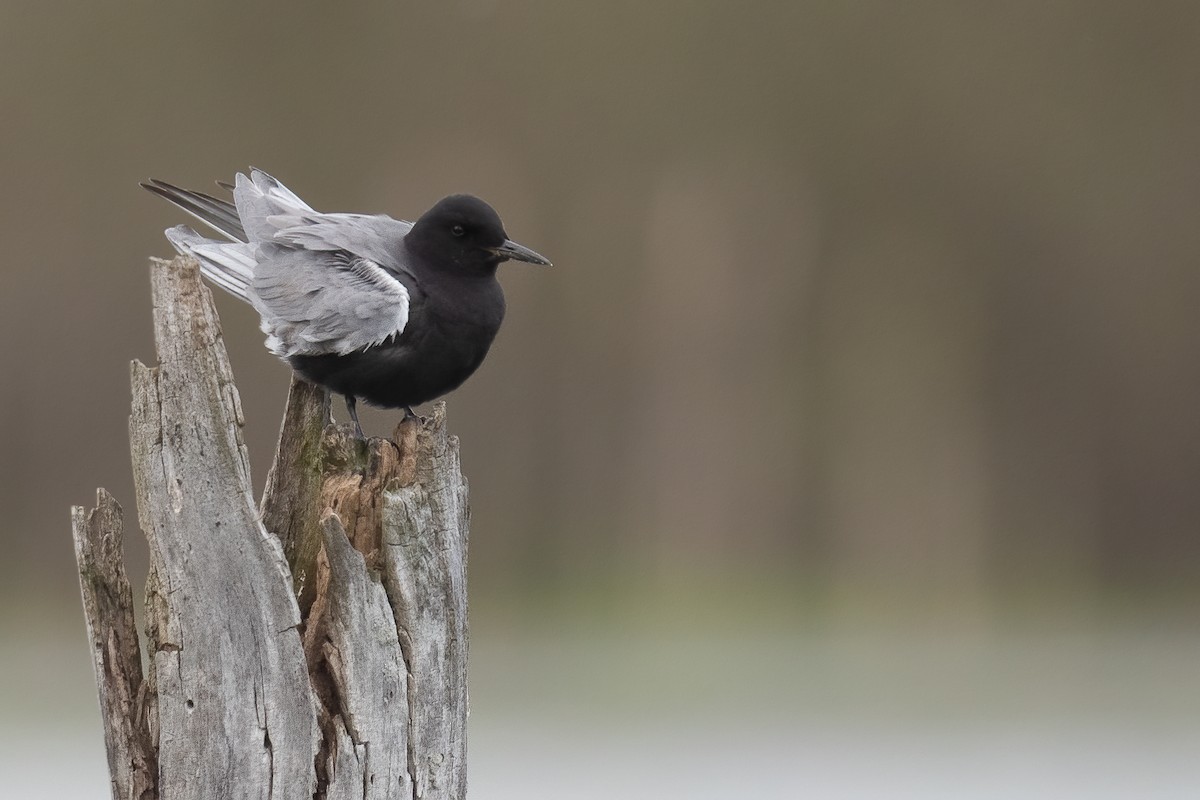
<box><xmin>251</xmin><ymin>245</ymin><xmax>412</xmax><ymax>358</ymax></box>
<box><xmin>161</xmin><ymin>169</ymin><xmax>417</xmax><ymax>359</ymax></box>
<box><xmin>270</xmin><ymin>213</ymin><xmax>414</xmax><ymax>272</ymax></box>
<box><xmin>231</xmin><ymin>169</ymin><xmax>317</xmax><ymax>241</ymax></box>
<box><xmin>232</xmin><ymin>169</ymin><xmax>414</xmax><ymax>271</ymax></box>
<box><xmin>236</xmin><ymin>171</ymin><xmax>416</xmax><ymax>357</ymax></box>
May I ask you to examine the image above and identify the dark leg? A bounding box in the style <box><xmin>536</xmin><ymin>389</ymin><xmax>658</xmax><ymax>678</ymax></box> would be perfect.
<box><xmin>402</xmin><ymin>406</ymin><xmax>428</xmax><ymax>424</ymax></box>
<box><xmin>345</xmin><ymin>395</ymin><xmax>365</xmax><ymax>439</ymax></box>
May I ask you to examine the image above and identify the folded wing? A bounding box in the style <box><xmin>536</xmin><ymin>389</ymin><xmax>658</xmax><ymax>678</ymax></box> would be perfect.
<box><xmin>149</xmin><ymin>168</ymin><xmax>416</xmax><ymax>358</ymax></box>
<box><xmin>251</xmin><ymin>246</ymin><xmax>411</xmax><ymax>358</ymax></box>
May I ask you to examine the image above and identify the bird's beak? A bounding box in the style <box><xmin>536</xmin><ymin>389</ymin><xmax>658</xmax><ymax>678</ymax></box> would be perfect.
<box><xmin>490</xmin><ymin>239</ymin><xmax>552</xmax><ymax>266</ymax></box>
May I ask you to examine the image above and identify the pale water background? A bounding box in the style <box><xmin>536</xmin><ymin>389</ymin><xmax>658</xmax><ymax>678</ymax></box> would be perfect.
<box><xmin>5</xmin><ymin>606</ymin><xmax>1197</xmax><ymax>798</ymax></box>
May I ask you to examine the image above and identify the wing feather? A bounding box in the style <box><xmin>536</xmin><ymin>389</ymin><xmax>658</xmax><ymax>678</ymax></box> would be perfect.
<box><xmin>233</xmin><ymin>168</ymin><xmax>317</xmax><ymax>241</ymax></box>
<box><xmin>270</xmin><ymin>213</ymin><xmax>414</xmax><ymax>273</ymax></box>
<box><xmin>152</xmin><ymin>170</ymin><xmax>414</xmax><ymax>360</ymax></box>
<box><xmin>250</xmin><ymin>247</ymin><xmax>410</xmax><ymax>358</ymax></box>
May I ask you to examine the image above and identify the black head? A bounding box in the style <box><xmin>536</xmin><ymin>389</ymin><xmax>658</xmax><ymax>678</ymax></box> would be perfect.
<box><xmin>407</xmin><ymin>194</ymin><xmax>551</xmax><ymax>274</ymax></box>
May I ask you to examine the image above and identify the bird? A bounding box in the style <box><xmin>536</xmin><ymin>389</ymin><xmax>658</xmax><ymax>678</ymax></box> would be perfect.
<box><xmin>142</xmin><ymin>168</ymin><xmax>551</xmax><ymax>438</ymax></box>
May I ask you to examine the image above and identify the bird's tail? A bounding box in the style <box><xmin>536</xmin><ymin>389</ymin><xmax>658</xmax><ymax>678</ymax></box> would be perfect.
<box><xmin>143</xmin><ymin>168</ymin><xmax>315</xmax><ymax>303</ymax></box>
<box><xmin>164</xmin><ymin>225</ymin><xmax>256</xmax><ymax>303</ymax></box>
<box><xmin>141</xmin><ymin>179</ymin><xmax>248</xmax><ymax>242</ymax></box>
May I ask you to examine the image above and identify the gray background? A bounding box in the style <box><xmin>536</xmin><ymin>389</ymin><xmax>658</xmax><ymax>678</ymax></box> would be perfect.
<box><xmin>2</xmin><ymin>3</ymin><xmax>1198</xmax><ymax>797</ymax></box>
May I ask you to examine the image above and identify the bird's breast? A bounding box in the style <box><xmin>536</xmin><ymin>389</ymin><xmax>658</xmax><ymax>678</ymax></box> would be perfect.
<box><xmin>288</xmin><ymin>276</ymin><xmax>506</xmax><ymax>409</ymax></box>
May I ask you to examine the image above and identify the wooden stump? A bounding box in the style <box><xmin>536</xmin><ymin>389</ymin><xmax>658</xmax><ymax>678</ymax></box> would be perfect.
<box><xmin>71</xmin><ymin>256</ymin><xmax>470</xmax><ymax>800</ymax></box>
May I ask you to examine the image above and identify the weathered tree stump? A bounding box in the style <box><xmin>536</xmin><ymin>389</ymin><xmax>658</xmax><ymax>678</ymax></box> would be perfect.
<box><xmin>71</xmin><ymin>256</ymin><xmax>470</xmax><ymax>800</ymax></box>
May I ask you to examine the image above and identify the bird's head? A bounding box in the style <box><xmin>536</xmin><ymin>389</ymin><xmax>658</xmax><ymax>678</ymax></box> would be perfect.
<box><xmin>408</xmin><ymin>194</ymin><xmax>551</xmax><ymax>274</ymax></box>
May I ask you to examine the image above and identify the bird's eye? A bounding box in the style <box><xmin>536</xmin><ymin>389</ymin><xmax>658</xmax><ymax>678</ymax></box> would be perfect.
<box><xmin>451</xmin><ymin>224</ymin><xmax>466</xmax><ymax>238</ymax></box>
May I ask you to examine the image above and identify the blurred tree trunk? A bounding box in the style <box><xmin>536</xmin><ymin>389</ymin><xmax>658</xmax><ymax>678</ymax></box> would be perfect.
<box><xmin>70</xmin><ymin>256</ymin><xmax>469</xmax><ymax>800</ymax></box>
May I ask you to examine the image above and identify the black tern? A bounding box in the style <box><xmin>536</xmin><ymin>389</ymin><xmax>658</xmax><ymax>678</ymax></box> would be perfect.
<box><xmin>142</xmin><ymin>169</ymin><xmax>551</xmax><ymax>437</ymax></box>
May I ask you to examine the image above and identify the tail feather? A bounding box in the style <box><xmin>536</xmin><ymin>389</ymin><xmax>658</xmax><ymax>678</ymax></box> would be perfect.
<box><xmin>145</xmin><ymin>169</ymin><xmax>316</xmax><ymax>305</ymax></box>
<box><xmin>141</xmin><ymin>179</ymin><xmax>247</xmax><ymax>242</ymax></box>
<box><xmin>165</xmin><ymin>225</ymin><xmax>255</xmax><ymax>303</ymax></box>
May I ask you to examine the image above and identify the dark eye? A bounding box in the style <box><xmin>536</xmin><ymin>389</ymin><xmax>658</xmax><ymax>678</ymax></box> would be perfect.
<box><xmin>451</xmin><ymin>224</ymin><xmax>466</xmax><ymax>238</ymax></box>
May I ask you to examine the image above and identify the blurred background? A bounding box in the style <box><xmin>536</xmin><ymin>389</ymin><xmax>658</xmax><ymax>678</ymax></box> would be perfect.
<box><xmin>2</xmin><ymin>2</ymin><xmax>1198</xmax><ymax>797</ymax></box>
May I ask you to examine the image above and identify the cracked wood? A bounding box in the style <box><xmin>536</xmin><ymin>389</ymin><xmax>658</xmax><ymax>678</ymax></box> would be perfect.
<box><xmin>73</xmin><ymin>255</ymin><xmax>473</xmax><ymax>800</ymax></box>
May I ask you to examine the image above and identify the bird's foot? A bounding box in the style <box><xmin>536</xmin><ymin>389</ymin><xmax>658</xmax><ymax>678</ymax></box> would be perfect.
<box><xmin>402</xmin><ymin>406</ymin><xmax>426</xmax><ymax>425</ymax></box>
<box><xmin>345</xmin><ymin>395</ymin><xmax>366</xmax><ymax>439</ymax></box>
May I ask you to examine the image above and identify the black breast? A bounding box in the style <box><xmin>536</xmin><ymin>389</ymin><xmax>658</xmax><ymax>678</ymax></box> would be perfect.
<box><xmin>289</xmin><ymin>272</ymin><xmax>506</xmax><ymax>409</ymax></box>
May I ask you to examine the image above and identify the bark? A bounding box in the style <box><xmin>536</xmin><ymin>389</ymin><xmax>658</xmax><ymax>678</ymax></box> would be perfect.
<box><xmin>381</xmin><ymin>408</ymin><xmax>470</xmax><ymax>800</ymax></box>
<box><xmin>71</xmin><ymin>490</ymin><xmax>156</xmax><ymax>800</ymax></box>
<box><xmin>71</xmin><ymin>256</ymin><xmax>471</xmax><ymax>800</ymax></box>
<box><xmin>128</xmin><ymin>256</ymin><xmax>319</xmax><ymax>799</ymax></box>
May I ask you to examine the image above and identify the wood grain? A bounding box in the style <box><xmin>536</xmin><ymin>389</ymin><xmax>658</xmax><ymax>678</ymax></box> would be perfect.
<box><xmin>73</xmin><ymin>255</ymin><xmax>473</xmax><ymax>799</ymax></box>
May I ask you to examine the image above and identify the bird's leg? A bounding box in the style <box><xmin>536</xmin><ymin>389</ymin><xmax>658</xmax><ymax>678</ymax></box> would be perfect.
<box><xmin>402</xmin><ymin>405</ymin><xmax>427</xmax><ymax>424</ymax></box>
<box><xmin>345</xmin><ymin>395</ymin><xmax>365</xmax><ymax>439</ymax></box>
